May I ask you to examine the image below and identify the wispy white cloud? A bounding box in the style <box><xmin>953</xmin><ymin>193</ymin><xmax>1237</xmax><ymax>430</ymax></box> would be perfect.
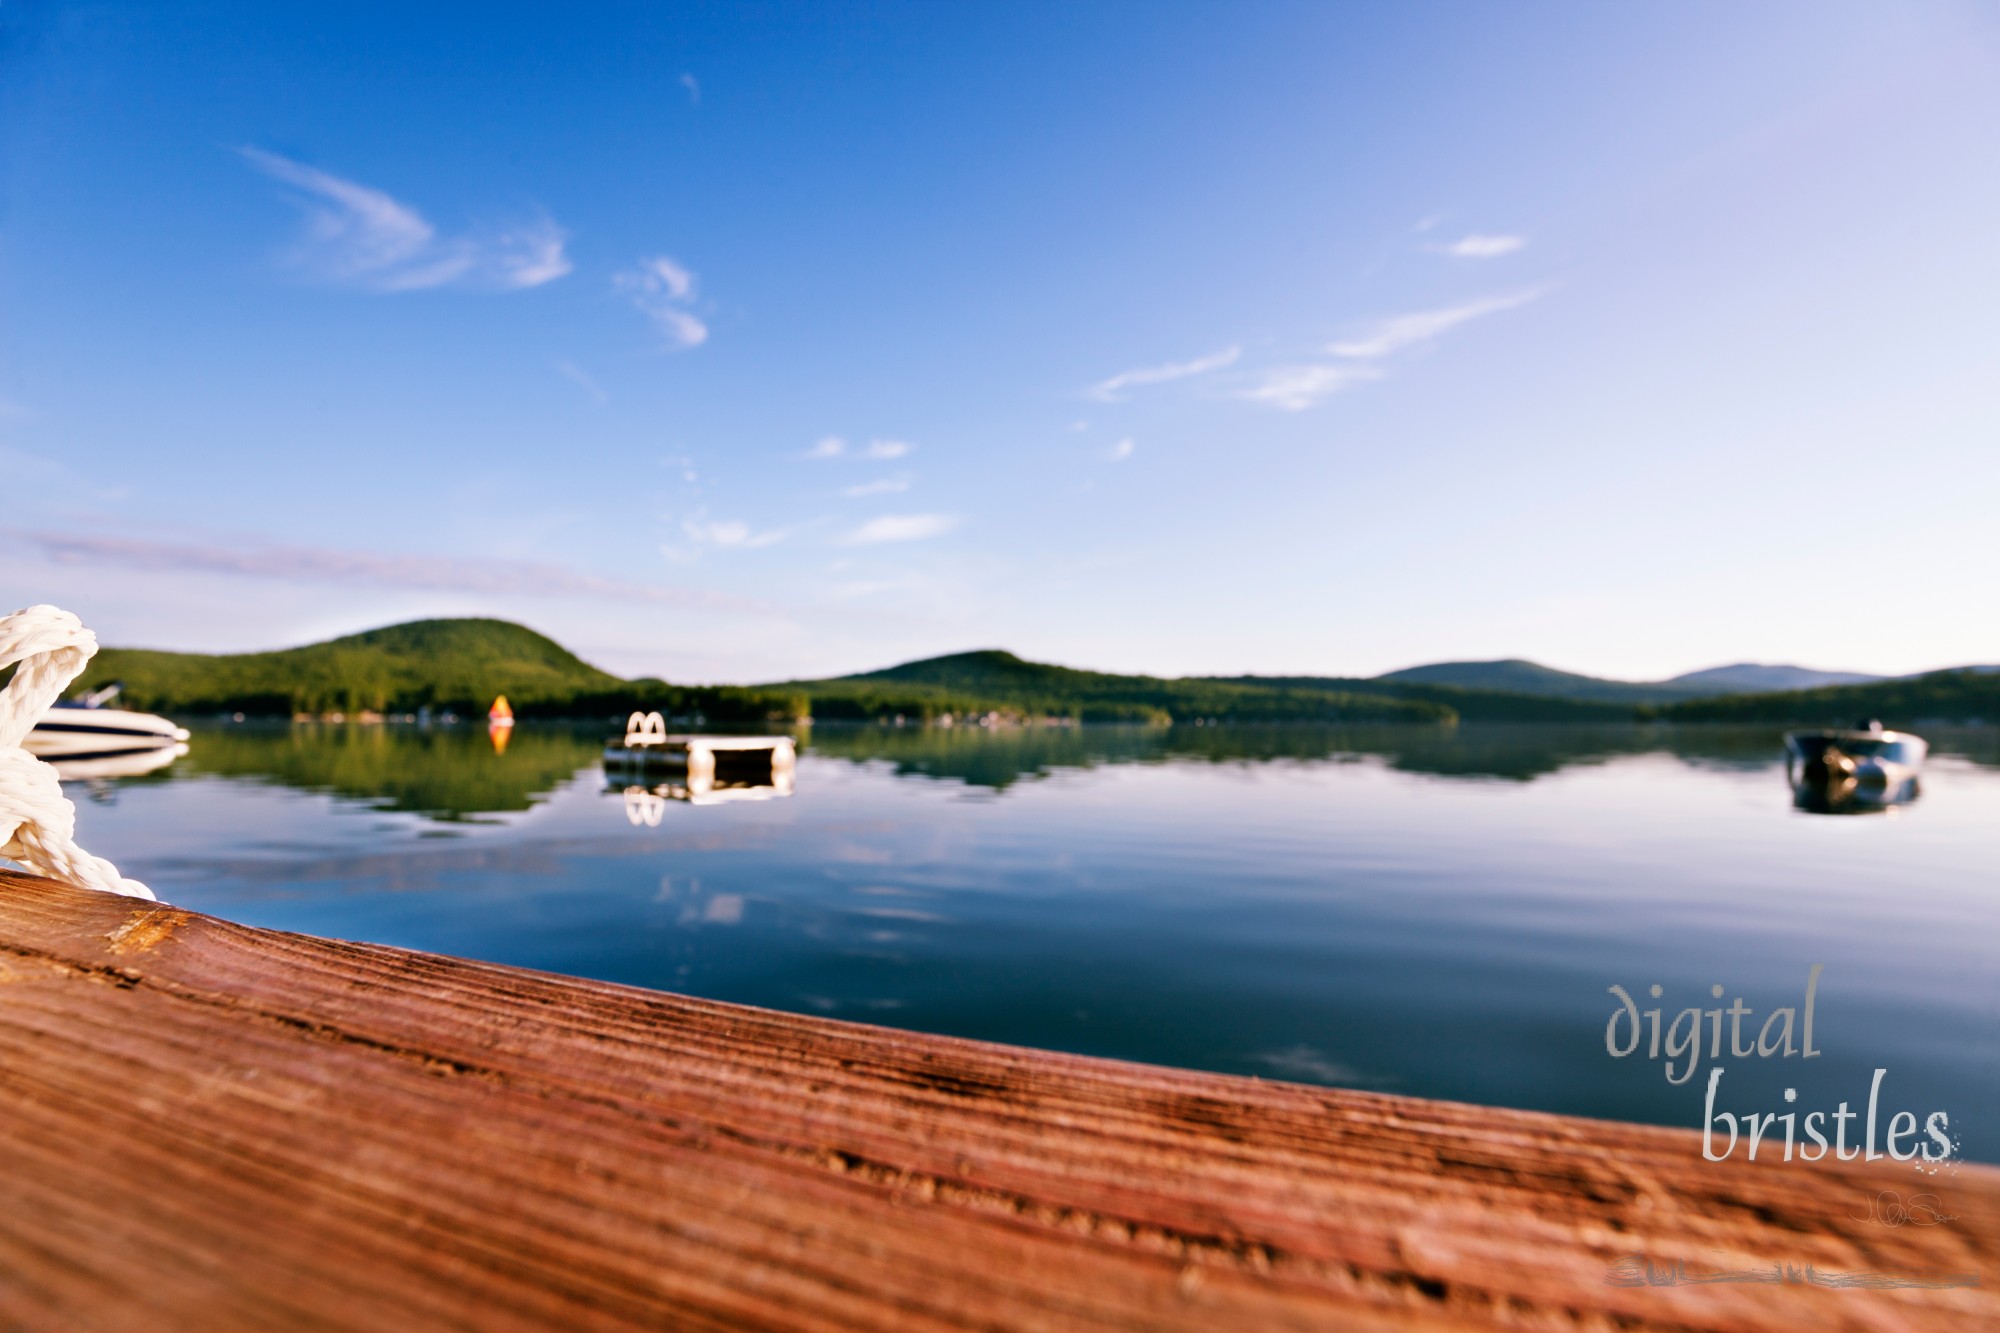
<box><xmin>1084</xmin><ymin>346</ymin><xmax>1240</xmax><ymax>403</ymax></box>
<box><xmin>1235</xmin><ymin>364</ymin><xmax>1383</xmax><ymax>411</ymax></box>
<box><xmin>1233</xmin><ymin>290</ymin><xmax>1543</xmax><ymax>411</ymax></box>
<box><xmin>616</xmin><ymin>255</ymin><xmax>709</xmax><ymax>349</ymax></box>
<box><xmin>1413</xmin><ymin>213</ymin><xmax>1446</xmax><ymax>233</ymax></box>
<box><xmin>680</xmin><ymin>73</ymin><xmax>701</xmax><ymax>105</ymax></box>
<box><xmin>5</xmin><ymin>527</ymin><xmax>761</xmax><ymax>611</ymax></box>
<box><xmin>1326</xmin><ymin>290</ymin><xmax>1542</xmax><ymax>358</ymax></box>
<box><xmin>843</xmin><ymin>476</ymin><xmax>911</xmax><ymax>497</ymax></box>
<box><xmin>1441</xmin><ymin>233</ymin><xmax>1526</xmax><ymax>259</ymax></box>
<box><xmin>808</xmin><ymin>436</ymin><xmax>913</xmax><ymax>461</ymax></box>
<box><xmin>1108</xmin><ymin>437</ymin><xmax>1135</xmax><ymax>461</ymax></box>
<box><xmin>554</xmin><ymin>359</ymin><xmax>608</xmax><ymax>406</ymax></box>
<box><xmin>682</xmin><ymin>516</ymin><xmax>788</xmax><ymax>550</ymax></box>
<box><xmin>492</xmin><ymin>220</ymin><xmax>575</xmax><ymax>287</ymax></box>
<box><xmin>240</xmin><ymin>147</ymin><xmax>572</xmax><ymax>292</ymax></box>
<box><xmin>841</xmin><ymin>514</ymin><xmax>958</xmax><ymax>545</ymax></box>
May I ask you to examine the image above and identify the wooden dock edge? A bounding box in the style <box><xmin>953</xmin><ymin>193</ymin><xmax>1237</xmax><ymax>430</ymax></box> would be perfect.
<box><xmin>0</xmin><ymin>868</ymin><xmax>1990</xmax><ymax>1331</ymax></box>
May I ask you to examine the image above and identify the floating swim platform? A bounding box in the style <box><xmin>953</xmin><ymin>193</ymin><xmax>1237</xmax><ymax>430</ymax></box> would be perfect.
<box><xmin>602</xmin><ymin>711</ymin><xmax>798</xmax><ymax>804</ymax></box>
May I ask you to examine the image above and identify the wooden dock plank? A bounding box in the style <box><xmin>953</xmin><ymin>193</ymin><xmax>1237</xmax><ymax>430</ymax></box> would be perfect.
<box><xmin>0</xmin><ymin>868</ymin><xmax>1991</xmax><ymax>1331</ymax></box>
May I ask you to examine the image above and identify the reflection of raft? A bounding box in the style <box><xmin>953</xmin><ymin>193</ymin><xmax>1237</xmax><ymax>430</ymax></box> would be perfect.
<box><xmin>617</xmin><ymin>775</ymin><xmax>793</xmax><ymax>824</ymax></box>
<box><xmin>603</xmin><ymin>711</ymin><xmax>797</xmax><ymax>797</ymax></box>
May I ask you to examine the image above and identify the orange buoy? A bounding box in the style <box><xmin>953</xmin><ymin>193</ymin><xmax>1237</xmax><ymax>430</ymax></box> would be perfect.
<box><xmin>488</xmin><ymin>695</ymin><xmax>515</xmax><ymax>727</ymax></box>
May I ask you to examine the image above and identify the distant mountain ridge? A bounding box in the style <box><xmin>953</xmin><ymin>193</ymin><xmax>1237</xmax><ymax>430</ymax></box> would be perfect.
<box><xmin>1372</xmin><ymin>659</ymin><xmax>1688</xmax><ymax>705</ymax></box>
<box><xmin>70</xmin><ymin>618</ymin><xmax>1998</xmax><ymax>727</ymax></box>
<box><xmin>1373</xmin><ymin>657</ymin><xmax>1887</xmax><ymax>702</ymax></box>
<box><xmin>1661</xmin><ymin>663</ymin><xmax>1884</xmax><ymax>693</ymax></box>
<box><xmin>777</xmin><ymin>649</ymin><xmax>1458</xmax><ymax>724</ymax></box>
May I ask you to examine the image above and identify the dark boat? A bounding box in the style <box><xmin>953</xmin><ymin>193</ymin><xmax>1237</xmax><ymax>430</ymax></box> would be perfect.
<box><xmin>1784</xmin><ymin>720</ymin><xmax>1925</xmax><ymax>815</ymax></box>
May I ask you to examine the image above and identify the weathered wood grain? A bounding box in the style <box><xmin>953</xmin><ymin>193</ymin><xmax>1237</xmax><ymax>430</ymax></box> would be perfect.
<box><xmin>0</xmin><ymin>868</ymin><xmax>1990</xmax><ymax>1331</ymax></box>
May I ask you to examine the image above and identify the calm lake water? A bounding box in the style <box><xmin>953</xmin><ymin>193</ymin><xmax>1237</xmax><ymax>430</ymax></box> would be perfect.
<box><xmin>58</xmin><ymin>721</ymin><xmax>1999</xmax><ymax>1158</ymax></box>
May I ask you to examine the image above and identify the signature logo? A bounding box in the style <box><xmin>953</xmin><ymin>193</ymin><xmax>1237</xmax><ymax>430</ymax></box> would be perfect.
<box><xmin>1851</xmin><ymin>1190</ymin><xmax>1957</xmax><ymax>1228</ymax></box>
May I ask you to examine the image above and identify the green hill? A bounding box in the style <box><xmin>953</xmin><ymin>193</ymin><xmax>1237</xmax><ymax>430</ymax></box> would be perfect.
<box><xmin>1656</xmin><ymin>669</ymin><xmax>2000</xmax><ymax>726</ymax></box>
<box><xmin>1207</xmin><ymin>674</ymin><xmax>1637</xmax><ymax>723</ymax></box>
<box><xmin>80</xmin><ymin>618</ymin><xmax>628</xmax><ymax>717</ymax></box>
<box><xmin>72</xmin><ymin>618</ymin><xmax>1993</xmax><ymax>731</ymax></box>
<box><xmin>769</xmin><ymin>649</ymin><xmax>1458</xmax><ymax>725</ymax></box>
<box><xmin>1373</xmin><ymin>659</ymin><xmax>1701</xmax><ymax>705</ymax></box>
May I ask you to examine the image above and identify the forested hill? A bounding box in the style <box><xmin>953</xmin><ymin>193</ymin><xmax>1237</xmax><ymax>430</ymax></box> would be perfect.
<box><xmin>1369</xmin><ymin>659</ymin><xmax>1700</xmax><ymax>705</ymax></box>
<box><xmin>768</xmin><ymin>650</ymin><xmax>1456</xmax><ymax>725</ymax></box>
<box><xmin>1656</xmin><ymin>669</ymin><xmax>2000</xmax><ymax>726</ymax></box>
<box><xmin>64</xmin><ymin>620</ymin><xmax>2000</xmax><ymax>728</ymax></box>
<box><xmin>81</xmin><ymin>618</ymin><xmax>626</xmax><ymax>716</ymax></box>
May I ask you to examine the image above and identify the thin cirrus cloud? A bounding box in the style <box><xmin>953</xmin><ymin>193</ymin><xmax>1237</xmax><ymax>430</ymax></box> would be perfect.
<box><xmin>841</xmin><ymin>514</ymin><xmax>958</xmax><ymax>545</ymax></box>
<box><xmin>554</xmin><ymin>359</ymin><xmax>608</xmax><ymax>406</ymax></box>
<box><xmin>1083</xmin><ymin>346</ymin><xmax>1241</xmax><ymax>402</ymax></box>
<box><xmin>1108</xmin><ymin>438</ymin><xmax>1135</xmax><ymax>461</ymax></box>
<box><xmin>1326</xmin><ymin>290</ymin><xmax>1542</xmax><ymax>358</ymax></box>
<box><xmin>616</xmin><ymin>256</ymin><xmax>709</xmax><ymax>349</ymax></box>
<box><xmin>1442</xmin><ymin>233</ymin><xmax>1527</xmax><ymax>259</ymax></box>
<box><xmin>843</xmin><ymin>476</ymin><xmax>912</xmax><ymax>497</ymax></box>
<box><xmin>1237</xmin><ymin>290</ymin><xmax>1544</xmax><ymax>411</ymax></box>
<box><xmin>239</xmin><ymin>147</ymin><xmax>572</xmax><ymax>292</ymax></box>
<box><xmin>805</xmin><ymin>436</ymin><xmax>914</xmax><ymax>461</ymax></box>
<box><xmin>7</xmin><ymin>527</ymin><xmax>765</xmax><ymax>612</ymax></box>
<box><xmin>1235</xmin><ymin>365</ymin><xmax>1384</xmax><ymax>412</ymax></box>
<box><xmin>681</xmin><ymin>516</ymin><xmax>788</xmax><ymax>550</ymax></box>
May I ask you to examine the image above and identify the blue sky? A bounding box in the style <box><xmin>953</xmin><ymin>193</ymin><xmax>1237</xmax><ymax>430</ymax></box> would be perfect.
<box><xmin>4</xmin><ymin>2</ymin><xmax>1997</xmax><ymax>682</ymax></box>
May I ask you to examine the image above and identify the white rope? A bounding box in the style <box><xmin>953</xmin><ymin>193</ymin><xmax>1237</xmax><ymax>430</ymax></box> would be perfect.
<box><xmin>0</xmin><ymin>605</ymin><xmax>156</xmax><ymax>900</ymax></box>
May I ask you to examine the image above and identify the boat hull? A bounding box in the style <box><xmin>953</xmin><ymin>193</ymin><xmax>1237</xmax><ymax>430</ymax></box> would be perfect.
<box><xmin>1783</xmin><ymin>728</ymin><xmax>1926</xmax><ymax>789</ymax></box>
<box><xmin>26</xmin><ymin>707</ymin><xmax>191</xmax><ymax>760</ymax></box>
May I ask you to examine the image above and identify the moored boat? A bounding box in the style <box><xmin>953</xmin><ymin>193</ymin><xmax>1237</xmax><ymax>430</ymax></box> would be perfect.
<box><xmin>26</xmin><ymin>683</ymin><xmax>190</xmax><ymax>762</ymax></box>
<box><xmin>1784</xmin><ymin>720</ymin><xmax>1925</xmax><ymax>814</ymax></box>
<box><xmin>1783</xmin><ymin>719</ymin><xmax>1926</xmax><ymax>787</ymax></box>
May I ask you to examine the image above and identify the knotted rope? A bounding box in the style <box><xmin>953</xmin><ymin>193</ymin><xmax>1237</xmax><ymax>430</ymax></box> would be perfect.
<box><xmin>0</xmin><ymin>605</ymin><xmax>155</xmax><ymax>899</ymax></box>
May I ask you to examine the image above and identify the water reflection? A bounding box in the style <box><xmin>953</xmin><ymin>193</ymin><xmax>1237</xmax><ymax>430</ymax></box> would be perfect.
<box><xmin>49</xmin><ymin>743</ymin><xmax>189</xmax><ymax>785</ymax></box>
<box><xmin>49</xmin><ymin>718</ymin><xmax>2000</xmax><ymax>1158</ymax></box>
<box><xmin>618</xmin><ymin>768</ymin><xmax>794</xmax><ymax>824</ymax></box>
<box><xmin>180</xmin><ymin>722</ymin><xmax>601</xmax><ymax>821</ymax></box>
<box><xmin>1791</xmin><ymin>774</ymin><xmax>1922</xmax><ymax>815</ymax></box>
<box><xmin>140</xmin><ymin>720</ymin><xmax>2000</xmax><ymax>821</ymax></box>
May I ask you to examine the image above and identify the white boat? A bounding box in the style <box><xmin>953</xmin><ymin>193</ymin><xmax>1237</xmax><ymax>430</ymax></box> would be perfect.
<box><xmin>25</xmin><ymin>683</ymin><xmax>190</xmax><ymax>761</ymax></box>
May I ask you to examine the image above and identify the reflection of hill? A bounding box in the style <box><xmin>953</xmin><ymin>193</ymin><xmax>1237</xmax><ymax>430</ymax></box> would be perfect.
<box><xmin>803</xmin><ymin>723</ymin><xmax>1814</xmax><ymax>789</ymax></box>
<box><xmin>89</xmin><ymin>721</ymin><xmax>2000</xmax><ymax>819</ymax></box>
<box><xmin>182</xmin><ymin>723</ymin><xmax>602</xmax><ymax>821</ymax></box>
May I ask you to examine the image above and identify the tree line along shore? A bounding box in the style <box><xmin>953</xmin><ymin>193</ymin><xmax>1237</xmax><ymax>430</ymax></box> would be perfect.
<box><xmin>55</xmin><ymin>617</ymin><xmax>2000</xmax><ymax>729</ymax></box>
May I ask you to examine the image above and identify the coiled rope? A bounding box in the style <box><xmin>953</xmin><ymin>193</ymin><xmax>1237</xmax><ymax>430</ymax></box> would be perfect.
<box><xmin>0</xmin><ymin>605</ymin><xmax>155</xmax><ymax>899</ymax></box>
